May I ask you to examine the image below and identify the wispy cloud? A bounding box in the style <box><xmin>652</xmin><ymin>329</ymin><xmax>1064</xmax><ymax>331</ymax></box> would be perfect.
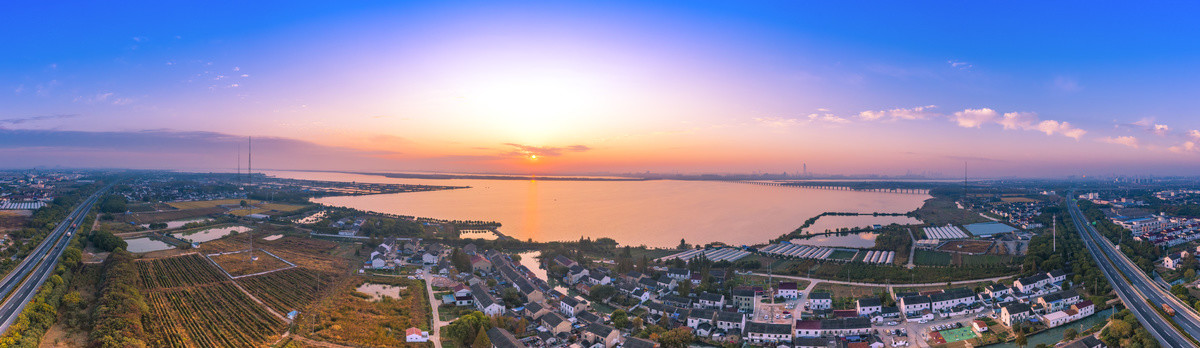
<box><xmin>857</xmin><ymin>105</ymin><xmax>938</xmax><ymax>121</ymax></box>
<box><xmin>1169</xmin><ymin>141</ymin><xmax>1198</xmax><ymax>154</ymax></box>
<box><xmin>755</xmin><ymin>113</ymin><xmax>850</xmax><ymax>129</ymax></box>
<box><xmin>1099</xmin><ymin>136</ymin><xmax>1139</xmax><ymax>148</ymax></box>
<box><xmin>1052</xmin><ymin>76</ymin><xmax>1081</xmax><ymax>92</ymax></box>
<box><xmin>503</xmin><ymin>143</ymin><xmax>591</xmax><ymax>158</ymax></box>
<box><xmin>1152</xmin><ymin>124</ymin><xmax>1170</xmax><ymax>136</ymax></box>
<box><xmin>947</xmin><ymin>60</ymin><xmax>973</xmax><ymax>70</ymax></box>
<box><xmin>0</xmin><ymin>114</ymin><xmax>80</xmax><ymax>127</ymax></box>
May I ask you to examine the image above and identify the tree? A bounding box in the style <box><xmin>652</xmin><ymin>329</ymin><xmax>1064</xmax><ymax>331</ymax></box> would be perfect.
<box><xmin>591</xmin><ymin>285</ymin><xmax>617</xmax><ymax>300</ymax></box>
<box><xmin>657</xmin><ymin>327</ymin><xmax>695</xmax><ymax>348</ymax></box>
<box><xmin>1187</xmin><ymin>268</ymin><xmax>1197</xmax><ymax>282</ymax></box>
<box><xmin>471</xmin><ymin>326</ymin><xmax>491</xmax><ymax>348</ymax></box>
<box><xmin>1064</xmin><ymin>328</ymin><xmax>1078</xmax><ymax>341</ymax></box>
<box><xmin>677</xmin><ymin>280</ymin><xmax>692</xmax><ymax>297</ymax></box>
<box><xmin>611</xmin><ymin>310</ymin><xmax>630</xmax><ymax>329</ymax></box>
<box><xmin>240</xmin><ymin>200</ymin><xmax>249</xmax><ymax>207</ymax></box>
<box><xmin>1015</xmin><ymin>329</ymin><xmax>1027</xmax><ymax>348</ymax></box>
<box><xmin>678</xmin><ymin>239</ymin><xmax>689</xmax><ymax>250</ymax></box>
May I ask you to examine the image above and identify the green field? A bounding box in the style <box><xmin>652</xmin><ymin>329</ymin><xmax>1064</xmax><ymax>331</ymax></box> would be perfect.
<box><xmin>914</xmin><ymin>250</ymin><xmax>952</xmax><ymax>266</ymax></box>
<box><xmin>939</xmin><ymin>327</ymin><xmax>978</xmax><ymax>343</ymax></box>
<box><xmin>826</xmin><ymin>250</ymin><xmax>857</xmax><ymax>260</ymax></box>
<box><xmin>960</xmin><ymin>254</ymin><xmax>1013</xmax><ymax>266</ymax></box>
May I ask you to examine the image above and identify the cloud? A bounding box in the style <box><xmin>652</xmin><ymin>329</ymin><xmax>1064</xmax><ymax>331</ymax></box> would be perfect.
<box><xmin>952</xmin><ymin>108</ymin><xmax>998</xmax><ymax>128</ymax></box>
<box><xmin>502</xmin><ymin>143</ymin><xmax>591</xmax><ymax>158</ymax></box>
<box><xmin>997</xmin><ymin>112</ymin><xmax>1038</xmax><ymax>130</ymax></box>
<box><xmin>858</xmin><ymin>105</ymin><xmax>938</xmax><ymax>121</ymax></box>
<box><xmin>1034</xmin><ymin>120</ymin><xmax>1086</xmax><ymax>140</ymax></box>
<box><xmin>948</xmin><ymin>60</ymin><xmax>973</xmax><ymax>70</ymax></box>
<box><xmin>0</xmin><ymin>114</ymin><xmax>80</xmax><ymax>127</ymax></box>
<box><xmin>1052</xmin><ymin>76</ymin><xmax>1081</xmax><ymax>92</ymax></box>
<box><xmin>1153</xmin><ymin>124</ymin><xmax>1170</xmax><ymax>136</ymax></box>
<box><xmin>1099</xmin><ymin>136</ymin><xmax>1139</xmax><ymax>148</ymax></box>
<box><xmin>0</xmin><ymin>129</ymin><xmax>404</xmax><ymax>171</ymax></box>
<box><xmin>1170</xmin><ymin>141</ymin><xmax>1198</xmax><ymax>154</ymax></box>
<box><xmin>1189</xmin><ymin>130</ymin><xmax>1200</xmax><ymax>140</ymax></box>
<box><xmin>754</xmin><ymin>117</ymin><xmax>802</xmax><ymax>128</ymax></box>
<box><xmin>755</xmin><ymin>114</ymin><xmax>850</xmax><ymax>129</ymax></box>
<box><xmin>948</xmin><ymin>110</ymin><xmax>1085</xmax><ymax>139</ymax></box>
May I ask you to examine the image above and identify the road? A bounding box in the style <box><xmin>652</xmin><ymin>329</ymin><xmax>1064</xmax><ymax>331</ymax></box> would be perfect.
<box><xmin>423</xmin><ymin>267</ymin><xmax>445</xmax><ymax>348</ymax></box>
<box><xmin>1067</xmin><ymin>198</ymin><xmax>1199</xmax><ymax>347</ymax></box>
<box><xmin>0</xmin><ymin>186</ymin><xmax>108</xmax><ymax>334</ymax></box>
<box><xmin>747</xmin><ymin>272</ymin><xmax>1015</xmax><ymax>290</ymax></box>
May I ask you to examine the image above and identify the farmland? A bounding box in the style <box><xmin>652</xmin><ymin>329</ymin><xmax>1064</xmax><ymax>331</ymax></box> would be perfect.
<box><xmin>122</xmin><ymin>207</ymin><xmax>226</xmax><ymax>224</ymax></box>
<box><xmin>167</xmin><ymin>199</ymin><xmax>264</xmax><ymax>210</ymax></box>
<box><xmin>210</xmin><ymin>250</ymin><xmax>293</xmax><ymax>277</ymax></box>
<box><xmin>296</xmin><ymin>276</ymin><xmax>430</xmax><ymax>347</ymax></box>
<box><xmin>138</xmin><ymin>254</ymin><xmax>228</xmax><ymax>289</ymax></box>
<box><xmin>144</xmin><ymin>282</ymin><xmax>286</xmax><ymax>348</ymax></box>
<box><xmin>202</xmin><ymin>232</ymin><xmax>347</xmax><ymax>273</ymax></box>
<box><xmin>914</xmin><ymin>249</ymin><xmax>953</xmax><ymax>266</ymax></box>
<box><xmin>238</xmin><ymin>267</ymin><xmax>339</xmax><ymax>313</ymax></box>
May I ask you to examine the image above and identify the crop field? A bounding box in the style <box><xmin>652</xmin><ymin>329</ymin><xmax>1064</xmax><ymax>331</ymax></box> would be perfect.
<box><xmin>203</xmin><ymin>233</ymin><xmax>346</xmax><ymax>273</ymax></box>
<box><xmin>138</xmin><ymin>254</ymin><xmax>229</xmax><ymax>289</ymax></box>
<box><xmin>957</xmin><ymin>254</ymin><xmax>1014</xmax><ymax>266</ymax></box>
<box><xmin>936</xmin><ymin>240</ymin><xmax>994</xmax><ymax>254</ymax></box>
<box><xmin>210</xmin><ymin>250</ymin><xmax>293</xmax><ymax>277</ymax></box>
<box><xmin>144</xmin><ymin>282</ymin><xmax>285</xmax><ymax>348</ymax></box>
<box><xmin>123</xmin><ymin>207</ymin><xmax>227</xmax><ymax>224</ymax></box>
<box><xmin>297</xmin><ymin>276</ymin><xmax>430</xmax><ymax>347</ymax></box>
<box><xmin>914</xmin><ymin>250</ymin><xmax>953</xmax><ymax>266</ymax></box>
<box><xmin>238</xmin><ymin>267</ymin><xmax>339</xmax><ymax>313</ymax></box>
<box><xmin>168</xmin><ymin>199</ymin><xmax>263</xmax><ymax>210</ymax></box>
<box><xmin>826</xmin><ymin>249</ymin><xmax>857</xmax><ymax>260</ymax></box>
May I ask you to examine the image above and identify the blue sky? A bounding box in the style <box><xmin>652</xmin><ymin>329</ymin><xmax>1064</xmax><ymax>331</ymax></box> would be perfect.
<box><xmin>2</xmin><ymin>1</ymin><xmax>1200</xmax><ymax>176</ymax></box>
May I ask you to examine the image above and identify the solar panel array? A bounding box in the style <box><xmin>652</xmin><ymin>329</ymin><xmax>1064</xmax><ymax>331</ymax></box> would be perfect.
<box><xmin>758</xmin><ymin>243</ymin><xmax>835</xmax><ymax>260</ymax></box>
<box><xmin>923</xmin><ymin>225</ymin><xmax>968</xmax><ymax>239</ymax></box>
<box><xmin>657</xmin><ymin>247</ymin><xmax>751</xmax><ymax>262</ymax></box>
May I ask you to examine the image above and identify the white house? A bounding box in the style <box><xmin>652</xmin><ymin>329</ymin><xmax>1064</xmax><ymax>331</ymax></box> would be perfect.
<box><xmin>807</xmin><ymin>292</ymin><xmax>832</xmax><ymax>310</ymax></box>
<box><xmin>856</xmin><ymin>298</ymin><xmax>882</xmax><ymax>316</ymax></box>
<box><xmin>777</xmin><ymin>282</ymin><xmax>800</xmax><ymax>299</ymax></box>
<box><xmin>405</xmin><ymin>328</ymin><xmax>429</xmax><ymax>342</ymax></box>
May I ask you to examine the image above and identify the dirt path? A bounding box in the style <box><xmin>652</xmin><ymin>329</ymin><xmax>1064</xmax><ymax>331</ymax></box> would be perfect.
<box><xmin>424</xmin><ymin>268</ymin><xmax>445</xmax><ymax>348</ymax></box>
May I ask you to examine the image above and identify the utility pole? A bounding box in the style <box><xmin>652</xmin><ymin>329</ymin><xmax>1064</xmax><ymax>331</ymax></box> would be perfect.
<box><xmin>1053</xmin><ymin>215</ymin><xmax>1057</xmax><ymax>252</ymax></box>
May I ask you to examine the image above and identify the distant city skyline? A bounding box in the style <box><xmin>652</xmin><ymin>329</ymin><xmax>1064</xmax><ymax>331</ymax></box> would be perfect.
<box><xmin>3</xmin><ymin>1</ymin><xmax>1200</xmax><ymax>177</ymax></box>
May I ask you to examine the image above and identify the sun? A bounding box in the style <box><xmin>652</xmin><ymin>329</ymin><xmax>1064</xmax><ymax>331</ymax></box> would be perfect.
<box><xmin>529</xmin><ymin>154</ymin><xmax>538</xmax><ymax>161</ymax></box>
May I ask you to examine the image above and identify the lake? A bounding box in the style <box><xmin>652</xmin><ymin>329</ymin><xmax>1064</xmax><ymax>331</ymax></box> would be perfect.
<box><xmin>265</xmin><ymin>170</ymin><xmax>930</xmax><ymax>247</ymax></box>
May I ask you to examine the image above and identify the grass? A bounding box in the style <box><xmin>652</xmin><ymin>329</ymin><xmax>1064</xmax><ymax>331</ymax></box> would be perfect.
<box><xmin>958</xmin><ymin>254</ymin><xmax>1014</xmax><ymax>266</ymax></box>
<box><xmin>914</xmin><ymin>250</ymin><xmax>953</xmax><ymax>266</ymax></box>
<box><xmin>826</xmin><ymin>250</ymin><xmax>857</xmax><ymax>260</ymax></box>
<box><xmin>812</xmin><ymin>282</ymin><xmax>887</xmax><ymax>299</ymax></box>
<box><xmin>910</xmin><ymin>196</ymin><xmax>990</xmax><ymax>226</ymax></box>
<box><xmin>168</xmin><ymin>199</ymin><xmax>263</xmax><ymax>210</ymax></box>
<box><xmin>939</xmin><ymin>327</ymin><xmax>978</xmax><ymax>343</ymax></box>
<box><xmin>1000</xmin><ymin>197</ymin><xmax>1038</xmax><ymax>203</ymax></box>
<box><xmin>296</xmin><ymin>276</ymin><xmax>431</xmax><ymax>347</ymax></box>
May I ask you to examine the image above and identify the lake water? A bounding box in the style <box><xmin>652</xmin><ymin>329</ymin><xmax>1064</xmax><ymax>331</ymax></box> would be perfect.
<box><xmin>792</xmin><ymin>232</ymin><xmax>880</xmax><ymax>248</ymax></box>
<box><xmin>265</xmin><ymin>171</ymin><xmax>930</xmax><ymax>247</ymax></box>
<box><xmin>984</xmin><ymin>308</ymin><xmax>1113</xmax><ymax>348</ymax></box>
<box><xmin>125</xmin><ymin>237</ymin><xmax>175</xmax><ymax>253</ymax></box>
<box><xmin>173</xmin><ymin>225</ymin><xmax>252</xmax><ymax>243</ymax></box>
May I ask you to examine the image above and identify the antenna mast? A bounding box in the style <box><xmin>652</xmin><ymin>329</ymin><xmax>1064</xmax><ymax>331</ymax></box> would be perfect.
<box><xmin>248</xmin><ymin>136</ymin><xmax>252</xmax><ymax>186</ymax></box>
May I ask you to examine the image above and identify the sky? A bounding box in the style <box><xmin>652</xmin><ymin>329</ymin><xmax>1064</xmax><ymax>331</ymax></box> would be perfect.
<box><xmin>3</xmin><ymin>1</ymin><xmax>1200</xmax><ymax>177</ymax></box>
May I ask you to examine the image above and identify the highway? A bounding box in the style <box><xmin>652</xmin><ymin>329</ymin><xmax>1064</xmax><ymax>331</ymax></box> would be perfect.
<box><xmin>0</xmin><ymin>186</ymin><xmax>108</xmax><ymax>334</ymax></box>
<box><xmin>1067</xmin><ymin>198</ymin><xmax>1199</xmax><ymax>347</ymax></box>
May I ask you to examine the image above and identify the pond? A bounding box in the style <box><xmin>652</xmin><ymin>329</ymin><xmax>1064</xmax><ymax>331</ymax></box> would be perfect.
<box><xmin>356</xmin><ymin>282</ymin><xmax>405</xmax><ymax>301</ymax></box>
<box><xmin>791</xmin><ymin>232</ymin><xmax>880</xmax><ymax>248</ymax></box>
<box><xmin>297</xmin><ymin>210</ymin><xmax>327</xmax><ymax>224</ymax></box>
<box><xmin>141</xmin><ymin>217</ymin><xmax>211</xmax><ymax>230</ymax></box>
<box><xmin>263</xmin><ymin>234</ymin><xmax>283</xmax><ymax>241</ymax></box>
<box><xmin>124</xmin><ymin>237</ymin><xmax>175</xmax><ymax>253</ymax></box>
<box><xmin>516</xmin><ymin>251</ymin><xmax>568</xmax><ymax>294</ymax></box>
<box><xmin>173</xmin><ymin>225</ymin><xmax>252</xmax><ymax>243</ymax></box>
